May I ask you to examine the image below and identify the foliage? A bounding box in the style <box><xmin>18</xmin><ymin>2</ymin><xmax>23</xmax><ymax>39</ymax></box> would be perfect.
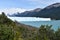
<box><xmin>0</xmin><ymin>12</ymin><xmax>60</xmax><ymax>40</ymax></box>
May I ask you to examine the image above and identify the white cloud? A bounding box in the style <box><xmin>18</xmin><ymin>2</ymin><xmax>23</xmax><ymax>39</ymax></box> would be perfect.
<box><xmin>0</xmin><ymin>0</ymin><xmax>60</xmax><ymax>15</ymax></box>
<box><xmin>0</xmin><ymin>8</ymin><xmax>30</xmax><ymax>15</ymax></box>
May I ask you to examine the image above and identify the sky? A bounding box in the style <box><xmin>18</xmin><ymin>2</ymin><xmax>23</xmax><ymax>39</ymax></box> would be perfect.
<box><xmin>0</xmin><ymin>0</ymin><xmax>60</xmax><ymax>9</ymax></box>
<box><xmin>0</xmin><ymin>0</ymin><xmax>60</xmax><ymax>14</ymax></box>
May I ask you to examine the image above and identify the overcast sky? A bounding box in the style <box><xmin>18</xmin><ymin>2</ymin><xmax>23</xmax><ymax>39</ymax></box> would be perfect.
<box><xmin>0</xmin><ymin>0</ymin><xmax>60</xmax><ymax>14</ymax></box>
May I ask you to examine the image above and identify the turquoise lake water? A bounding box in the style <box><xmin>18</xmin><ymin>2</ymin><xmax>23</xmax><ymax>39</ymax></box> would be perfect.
<box><xmin>8</xmin><ymin>17</ymin><xmax>60</xmax><ymax>30</ymax></box>
<box><xmin>20</xmin><ymin>20</ymin><xmax>60</xmax><ymax>30</ymax></box>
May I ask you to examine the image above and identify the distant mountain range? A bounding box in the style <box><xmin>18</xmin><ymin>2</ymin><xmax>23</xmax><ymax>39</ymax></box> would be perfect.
<box><xmin>8</xmin><ymin>3</ymin><xmax>60</xmax><ymax>20</ymax></box>
<box><xmin>8</xmin><ymin>8</ymin><xmax>42</xmax><ymax>17</ymax></box>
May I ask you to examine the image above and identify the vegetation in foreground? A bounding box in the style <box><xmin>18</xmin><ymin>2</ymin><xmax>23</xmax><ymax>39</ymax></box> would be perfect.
<box><xmin>0</xmin><ymin>12</ymin><xmax>60</xmax><ymax>40</ymax></box>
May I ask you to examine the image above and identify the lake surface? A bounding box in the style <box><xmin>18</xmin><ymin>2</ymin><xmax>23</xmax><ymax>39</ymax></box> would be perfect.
<box><xmin>8</xmin><ymin>17</ymin><xmax>60</xmax><ymax>30</ymax></box>
<box><xmin>20</xmin><ymin>20</ymin><xmax>60</xmax><ymax>30</ymax></box>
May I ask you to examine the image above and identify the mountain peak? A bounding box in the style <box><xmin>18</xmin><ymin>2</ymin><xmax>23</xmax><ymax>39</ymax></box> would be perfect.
<box><xmin>52</xmin><ymin>3</ymin><xmax>60</xmax><ymax>7</ymax></box>
<box><xmin>46</xmin><ymin>3</ymin><xmax>60</xmax><ymax>9</ymax></box>
<box><xmin>53</xmin><ymin>3</ymin><xmax>60</xmax><ymax>5</ymax></box>
<box><xmin>33</xmin><ymin>8</ymin><xmax>41</xmax><ymax>12</ymax></box>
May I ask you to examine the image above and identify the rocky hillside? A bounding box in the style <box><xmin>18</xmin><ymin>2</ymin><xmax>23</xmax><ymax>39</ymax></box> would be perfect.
<box><xmin>1</xmin><ymin>12</ymin><xmax>60</xmax><ymax>40</ymax></box>
<box><xmin>0</xmin><ymin>12</ymin><xmax>37</xmax><ymax>40</ymax></box>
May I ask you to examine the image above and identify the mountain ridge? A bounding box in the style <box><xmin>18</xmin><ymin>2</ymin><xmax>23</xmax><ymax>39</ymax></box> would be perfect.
<box><xmin>8</xmin><ymin>8</ymin><xmax>42</xmax><ymax>17</ymax></box>
<box><xmin>34</xmin><ymin>3</ymin><xmax>60</xmax><ymax>20</ymax></box>
<box><xmin>8</xmin><ymin>3</ymin><xmax>60</xmax><ymax>20</ymax></box>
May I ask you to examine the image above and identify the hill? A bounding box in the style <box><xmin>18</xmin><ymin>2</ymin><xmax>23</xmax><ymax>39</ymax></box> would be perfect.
<box><xmin>1</xmin><ymin>12</ymin><xmax>60</xmax><ymax>40</ymax></box>
<box><xmin>8</xmin><ymin>8</ymin><xmax>41</xmax><ymax>17</ymax></box>
<box><xmin>34</xmin><ymin>3</ymin><xmax>60</xmax><ymax>20</ymax></box>
<box><xmin>0</xmin><ymin>12</ymin><xmax>37</xmax><ymax>40</ymax></box>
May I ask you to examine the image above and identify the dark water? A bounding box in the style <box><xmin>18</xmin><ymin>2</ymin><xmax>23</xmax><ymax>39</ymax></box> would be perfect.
<box><xmin>20</xmin><ymin>20</ymin><xmax>60</xmax><ymax>30</ymax></box>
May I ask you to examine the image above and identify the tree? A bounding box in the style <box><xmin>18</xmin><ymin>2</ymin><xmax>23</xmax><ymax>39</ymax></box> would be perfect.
<box><xmin>36</xmin><ymin>25</ymin><xmax>55</xmax><ymax>40</ymax></box>
<box><xmin>55</xmin><ymin>28</ymin><xmax>60</xmax><ymax>40</ymax></box>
